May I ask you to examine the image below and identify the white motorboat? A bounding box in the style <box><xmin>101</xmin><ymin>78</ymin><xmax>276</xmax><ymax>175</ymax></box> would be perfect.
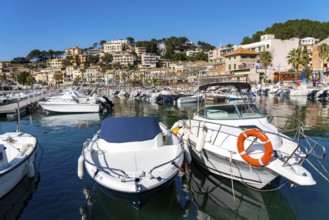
<box><xmin>176</xmin><ymin>94</ymin><xmax>203</xmax><ymax>104</ymax></box>
<box><xmin>173</xmin><ymin>82</ymin><xmax>328</xmax><ymax>189</ymax></box>
<box><xmin>39</xmin><ymin>91</ymin><xmax>101</xmax><ymax>113</ymax></box>
<box><xmin>287</xmin><ymin>82</ymin><xmax>310</xmax><ymax>96</ymax></box>
<box><xmin>0</xmin><ymin>131</ymin><xmax>38</xmax><ymax>198</ymax></box>
<box><xmin>78</xmin><ymin>116</ymin><xmax>184</xmax><ymax>209</ymax></box>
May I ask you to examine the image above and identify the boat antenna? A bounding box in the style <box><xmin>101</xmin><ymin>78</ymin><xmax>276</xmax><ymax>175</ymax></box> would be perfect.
<box><xmin>16</xmin><ymin>100</ymin><xmax>21</xmax><ymax>132</ymax></box>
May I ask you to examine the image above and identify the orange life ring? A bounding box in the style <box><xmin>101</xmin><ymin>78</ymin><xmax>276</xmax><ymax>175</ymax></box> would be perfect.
<box><xmin>237</xmin><ymin>129</ymin><xmax>273</xmax><ymax>167</ymax></box>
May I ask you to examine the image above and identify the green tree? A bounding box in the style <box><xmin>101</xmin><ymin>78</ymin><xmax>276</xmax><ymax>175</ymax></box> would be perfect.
<box><xmin>11</xmin><ymin>57</ymin><xmax>30</xmax><ymax>64</ymax></box>
<box><xmin>127</xmin><ymin>37</ymin><xmax>135</xmax><ymax>44</ymax></box>
<box><xmin>241</xmin><ymin>37</ymin><xmax>253</xmax><ymax>44</ymax></box>
<box><xmin>26</xmin><ymin>75</ymin><xmax>35</xmax><ymax>85</ymax></box>
<box><xmin>72</xmin><ymin>76</ymin><xmax>81</xmax><ymax>86</ymax></box>
<box><xmin>26</xmin><ymin>49</ymin><xmax>41</xmax><ymax>62</ymax></box>
<box><xmin>317</xmin><ymin>43</ymin><xmax>329</xmax><ymax>71</ymax></box>
<box><xmin>259</xmin><ymin>51</ymin><xmax>273</xmax><ymax>79</ymax></box>
<box><xmin>197</xmin><ymin>41</ymin><xmax>215</xmax><ymax>52</ymax></box>
<box><xmin>172</xmin><ymin>53</ymin><xmax>187</xmax><ymax>61</ymax></box>
<box><xmin>287</xmin><ymin>47</ymin><xmax>309</xmax><ymax>81</ymax></box>
<box><xmin>17</xmin><ymin>71</ymin><xmax>32</xmax><ymax>85</ymax></box>
<box><xmin>0</xmin><ymin>73</ymin><xmax>6</xmax><ymax>85</ymax></box>
<box><xmin>100</xmin><ymin>40</ymin><xmax>107</xmax><ymax>48</ymax></box>
<box><xmin>193</xmin><ymin>52</ymin><xmax>208</xmax><ymax>62</ymax></box>
<box><xmin>53</xmin><ymin>73</ymin><xmax>63</xmax><ymax>88</ymax></box>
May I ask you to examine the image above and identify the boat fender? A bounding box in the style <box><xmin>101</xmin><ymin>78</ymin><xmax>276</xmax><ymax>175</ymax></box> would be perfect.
<box><xmin>196</xmin><ymin>127</ymin><xmax>207</xmax><ymax>152</ymax></box>
<box><xmin>78</xmin><ymin>155</ymin><xmax>84</xmax><ymax>179</ymax></box>
<box><xmin>171</xmin><ymin>121</ymin><xmax>180</xmax><ymax>130</ymax></box>
<box><xmin>237</xmin><ymin>129</ymin><xmax>273</xmax><ymax>167</ymax></box>
<box><xmin>171</xmin><ymin>121</ymin><xmax>181</xmax><ymax>135</ymax></box>
<box><xmin>182</xmin><ymin>133</ymin><xmax>192</xmax><ymax>164</ymax></box>
<box><xmin>27</xmin><ymin>161</ymin><xmax>35</xmax><ymax>178</ymax></box>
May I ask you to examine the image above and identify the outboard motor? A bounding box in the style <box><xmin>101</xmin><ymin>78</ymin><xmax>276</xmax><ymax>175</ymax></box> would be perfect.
<box><xmin>274</xmin><ymin>88</ymin><xmax>282</xmax><ymax>96</ymax></box>
<box><xmin>283</xmin><ymin>88</ymin><xmax>290</xmax><ymax>96</ymax></box>
<box><xmin>307</xmin><ymin>90</ymin><xmax>318</xmax><ymax>100</ymax></box>
<box><xmin>322</xmin><ymin>90</ymin><xmax>329</xmax><ymax>101</ymax></box>
<box><xmin>102</xmin><ymin>96</ymin><xmax>114</xmax><ymax>108</ymax></box>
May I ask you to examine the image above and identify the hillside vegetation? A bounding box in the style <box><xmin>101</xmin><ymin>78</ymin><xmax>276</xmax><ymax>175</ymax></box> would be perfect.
<box><xmin>241</xmin><ymin>19</ymin><xmax>329</xmax><ymax>44</ymax></box>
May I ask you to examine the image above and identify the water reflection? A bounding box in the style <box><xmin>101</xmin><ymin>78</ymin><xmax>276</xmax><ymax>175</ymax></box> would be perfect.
<box><xmin>84</xmin><ymin>183</ymin><xmax>186</xmax><ymax>220</ymax></box>
<box><xmin>183</xmin><ymin>164</ymin><xmax>296</xmax><ymax>220</ymax></box>
<box><xmin>39</xmin><ymin>113</ymin><xmax>101</xmax><ymax>127</ymax></box>
<box><xmin>0</xmin><ymin>172</ymin><xmax>40</xmax><ymax>220</ymax></box>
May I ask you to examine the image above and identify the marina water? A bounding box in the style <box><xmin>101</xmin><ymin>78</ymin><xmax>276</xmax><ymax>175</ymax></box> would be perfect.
<box><xmin>0</xmin><ymin>95</ymin><xmax>329</xmax><ymax>220</ymax></box>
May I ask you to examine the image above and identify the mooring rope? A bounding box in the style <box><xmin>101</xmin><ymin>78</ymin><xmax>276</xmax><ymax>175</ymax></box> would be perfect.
<box><xmin>229</xmin><ymin>152</ymin><xmax>237</xmax><ymax>209</ymax></box>
<box><xmin>80</xmin><ymin>169</ymin><xmax>99</xmax><ymax>220</ymax></box>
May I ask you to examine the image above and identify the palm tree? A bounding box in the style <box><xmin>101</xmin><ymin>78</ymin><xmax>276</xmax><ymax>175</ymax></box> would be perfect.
<box><xmin>287</xmin><ymin>47</ymin><xmax>309</xmax><ymax>81</ymax></box>
<box><xmin>259</xmin><ymin>51</ymin><xmax>272</xmax><ymax>81</ymax></box>
<box><xmin>317</xmin><ymin>44</ymin><xmax>329</xmax><ymax>72</ymax></box>
<box><xmin>53</xmin><ymin>73</ymin><xmax>63</xmax><ymax>89</ymax></box>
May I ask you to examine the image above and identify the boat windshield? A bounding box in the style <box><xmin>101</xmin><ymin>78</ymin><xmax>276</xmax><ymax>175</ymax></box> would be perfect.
<box><xmin>199</xmin><ymin>104</ymin><xmax>264</xmax><ymax>120</ymax></box>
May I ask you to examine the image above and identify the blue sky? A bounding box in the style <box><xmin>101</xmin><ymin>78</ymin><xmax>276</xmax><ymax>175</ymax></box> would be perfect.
<box><xmin>1</xmin><ymin>0</ymin><xmax>328</xmax><ymax>61</ymax></box>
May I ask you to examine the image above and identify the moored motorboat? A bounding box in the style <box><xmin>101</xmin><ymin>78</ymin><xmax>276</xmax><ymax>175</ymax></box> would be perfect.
<box><xmin>0</xmin><ymin>131</ymin><xmax>38</xmax><ymax>198</ymax></box>
<box><xmin>39</xmin><ymin>91</ymin><xmax>101</xmax><ymax>113</ymax></box>
<box><xmin>173</xmin><ymin>82</ymin><xmax>328</xmax><ymax>189</ymax></box>
<box><xmin>78</xmin><ymin>116</ymin><xmax>184</xmax><ymax>209</ymax></box>
<box><xmin>176</xmin><ymin>94</ymin><xmax>204</xmax><ymax>104</ymax></box>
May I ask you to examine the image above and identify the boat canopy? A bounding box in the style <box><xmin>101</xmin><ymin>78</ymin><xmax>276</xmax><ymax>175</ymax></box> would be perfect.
<box><xmin>199</xmin><ymin>82</ymin><xmax>251</xmax><ymax>92</ymax></box>
<box><xmin>99</xmin><ymin>116</ymin><xmax>162</xmax><ymax>143</ymax></box>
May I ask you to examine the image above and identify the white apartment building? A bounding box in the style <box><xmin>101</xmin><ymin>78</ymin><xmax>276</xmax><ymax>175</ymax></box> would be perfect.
<box><xmin>157</xmin><ymin>42</ymin><xmax>166</xmax><ymax>56</ymax></box>
<box><xmin>65</xmin><ymin>66</ymin><xmax>83</xmax><ymax>82</ymax></box>
<box><xmin>48</xmin><ymin>58</ymin><xmax>68</xmax><ymax>68</ymax></box>
<box><xmin>33</xmin><ymin>68</ymin><xmax>63</xmax><ymax>85</ymax></box>
<box><xmin>0</xmin><ymin>61</ymin><xmax>6</xmax><ymax>69</ymax></box>
<box><xmin>300</xmin><ymin>37</ymin><xmax>317</xmax><ymax>46</ymax></box>
<box><xmin>141</xmin><ymin>53</ymin><xmax>157</xmax><ymax>68</ymax></box>
<box><xmin>113</xmin><ymin>52</ymin><xmax>135</xmax><ymax>66</ymax></box>
<box><xmin>85</xmin><ymin>66</ymin><xmax>102</xmax><ymax>82</ymax></box>
<box><xmin>208</xmin><ymin>46</ymin><xmax>234</xmax><ymax>65</ymax></box>
<box><xmin>241</xmin><ymin>34</ymin><xmax>300</xmax><ymax>72</ymax></box>
<box><xmin>65</xmin><ymin>46</ymin><xmax>83</xmax><ymax>56</ymax></box>
<box><xmin>103</xmin><ymin>40</ymin><xmax>129</xmax><ymax>54</ymax></box>
<box><xmin>135</xmin><ymin>47</ymin><xmax>146</xmax><ymax>56</ymax></box>
<box><xmin>186</xmin><ymin>50</ymin><xmax>198</xmax><ymax>57</ymax></box>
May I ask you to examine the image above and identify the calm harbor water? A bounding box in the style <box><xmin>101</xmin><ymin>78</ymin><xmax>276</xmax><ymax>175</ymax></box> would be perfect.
<box><xmin>0</xmin><ymin>95</ymin><xmax>329</xmax><ymax>220</ymax></box>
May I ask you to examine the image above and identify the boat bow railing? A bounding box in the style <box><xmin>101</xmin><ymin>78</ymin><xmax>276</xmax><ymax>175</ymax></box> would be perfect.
<box><xmin>149</xmin><ymin>149</ymin><xmax>184</xmax><ymax>180</ymax></box>
<box><xmin>83</xmin><ymin>138</ymin><xmax>184</xmax><ymax>182</ymax></box>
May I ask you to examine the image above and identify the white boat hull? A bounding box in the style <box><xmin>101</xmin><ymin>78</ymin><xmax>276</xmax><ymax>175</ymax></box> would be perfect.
<box><xmin>0</xmin><ymin>132</ymin><xmax>37</xmax><ymax>198</ymax></box>
<box><xmin>80</xmin><ymin>117</ymin><xmax>184</xmax><ymax>209</ymax></box>
<box><xmin>188</xmin><ymin>138</ymin><xmax>278</xmax><ymax>188</ymax></box>
<box><xmin>39</xmin><ymin>102</ymin><xmax>100</xmax><ymax>113</ymax></box>
<box><xmin>176</xmin><ymin>95</ymin><xmax>203</xmax><ymax>104</ymax></box>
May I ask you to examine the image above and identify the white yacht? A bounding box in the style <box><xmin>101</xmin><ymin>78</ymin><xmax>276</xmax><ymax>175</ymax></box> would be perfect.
<box><xmin>173</xmin><ymin>82</ymin><xmax>328</xmax><ymax>189</ymax></box>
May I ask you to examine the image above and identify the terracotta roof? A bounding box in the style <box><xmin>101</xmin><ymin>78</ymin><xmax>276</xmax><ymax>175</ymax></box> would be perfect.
<box><xmin>224</xmin><ymin>47</ymin><xmax>259</xmax><ymax>57</ymax></box>
<box><xmin>211</xmin><ymin>66</ymin><xmax>225</xmax><ymax>72</ymax></box>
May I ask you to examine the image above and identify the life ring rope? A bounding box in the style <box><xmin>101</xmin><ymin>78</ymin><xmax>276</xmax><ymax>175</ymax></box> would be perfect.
<box><xmin>237</xmin><ymin>129</ymin><xmax>273</xmax><ymax>167</ymax></box>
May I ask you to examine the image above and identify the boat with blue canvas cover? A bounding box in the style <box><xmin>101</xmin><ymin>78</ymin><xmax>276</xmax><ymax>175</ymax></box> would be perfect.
<box><xmin>78</xmin><ymin>116</ymin><xmax>184</xmax><ymax>210</ymax></box>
